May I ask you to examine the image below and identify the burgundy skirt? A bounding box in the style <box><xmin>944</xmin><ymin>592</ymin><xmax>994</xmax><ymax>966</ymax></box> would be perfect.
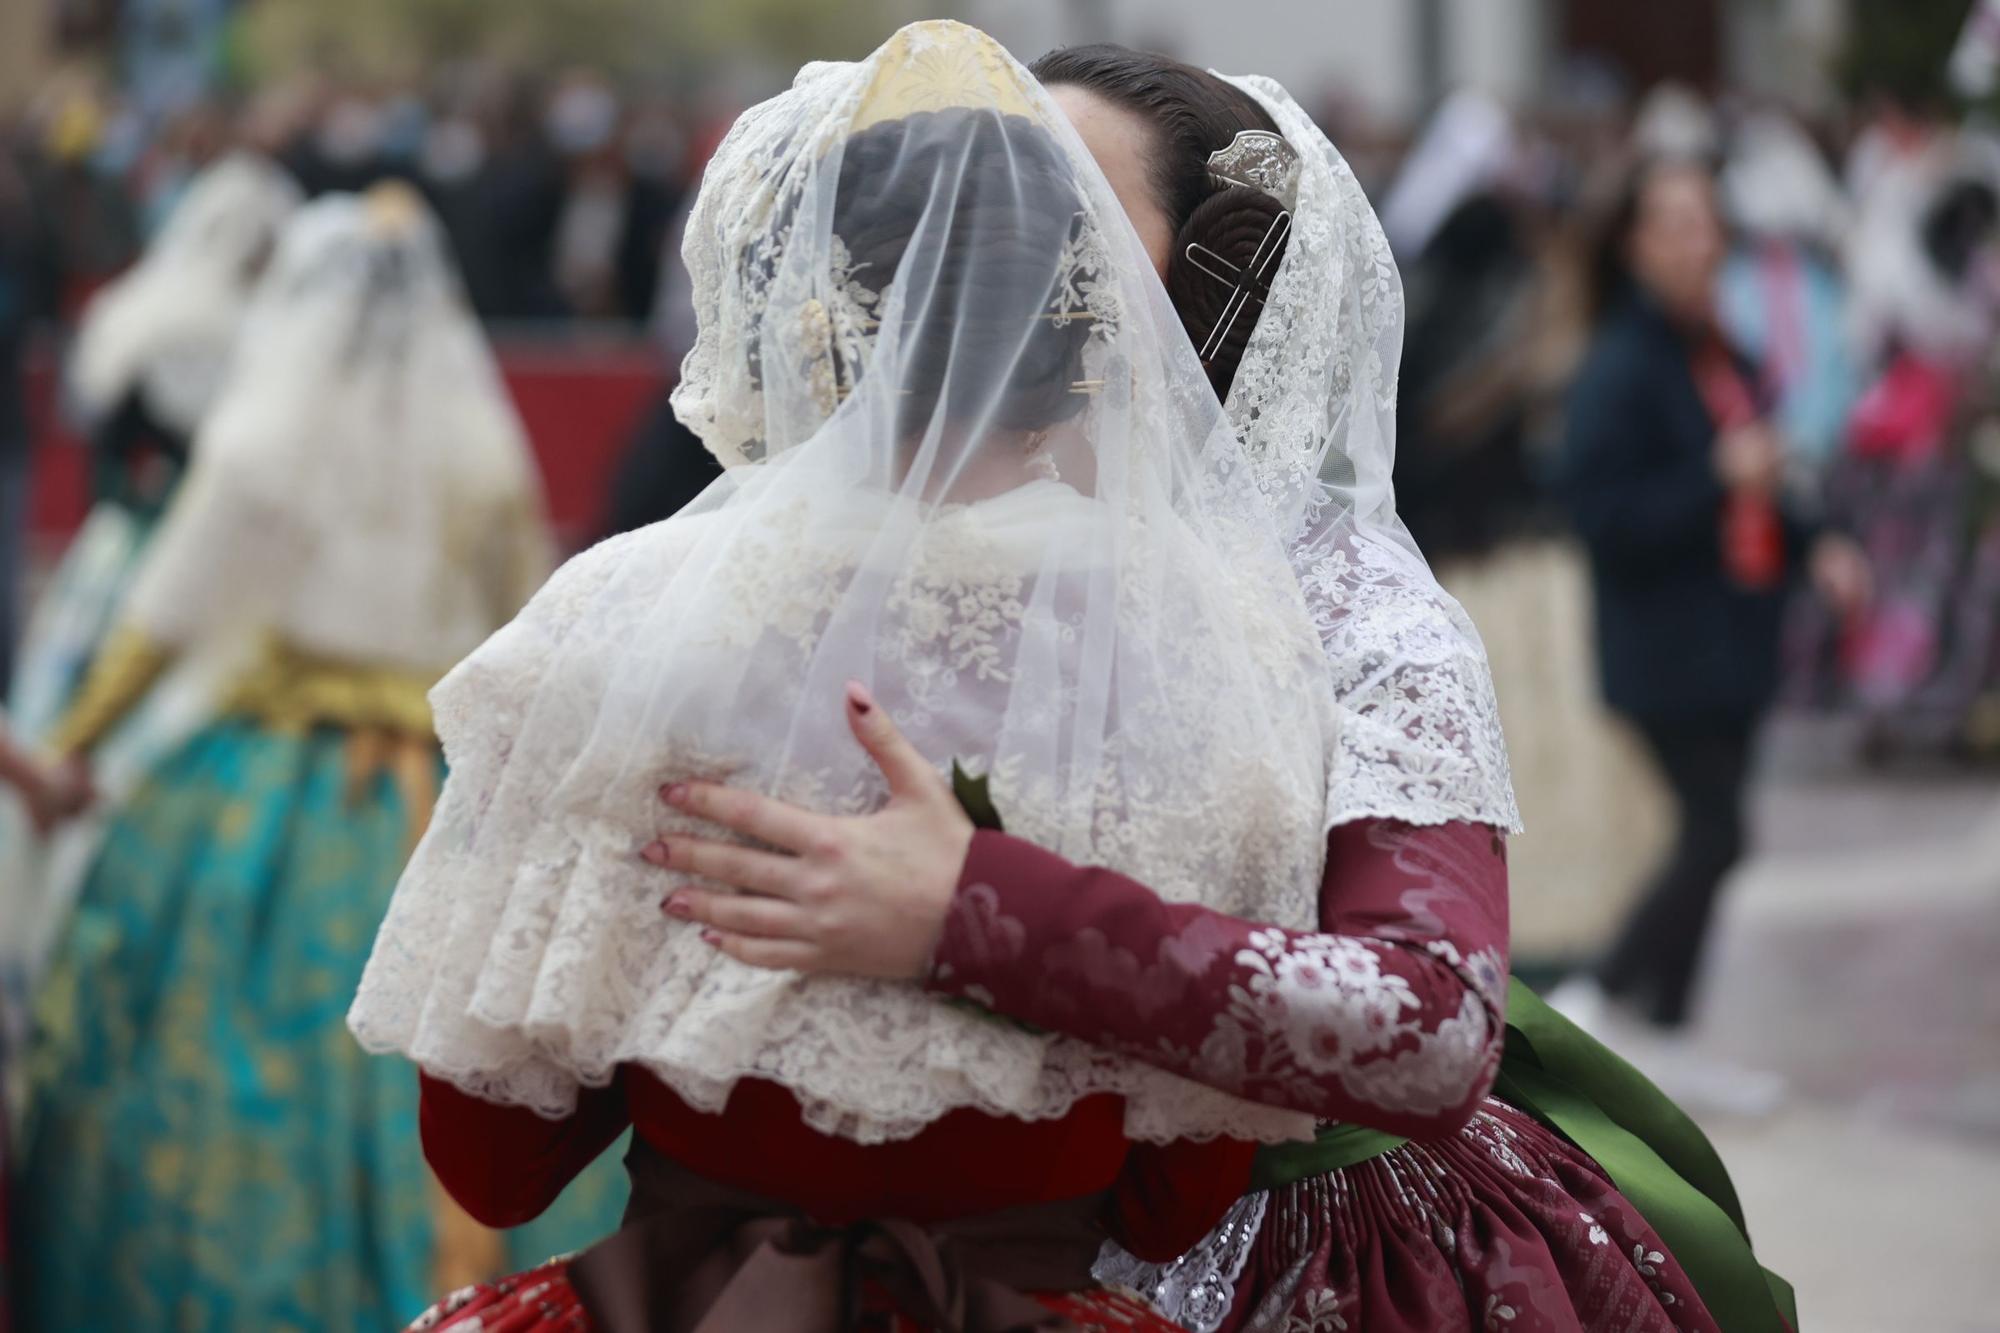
<box><xmin>1221</xmin><ymin>1099</ymin><xmax>1717</xmax><ymax>1333</ymax></box>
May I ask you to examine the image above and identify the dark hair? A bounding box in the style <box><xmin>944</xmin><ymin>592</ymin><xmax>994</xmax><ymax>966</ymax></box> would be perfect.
<box><xmin>746</xmin><ymin>108</ymin><xmax>1093</xmax><ymax>442</ymax></box>
<box><xmin>830</xmin><ymin>108</ymin><xmax>1094</xmax><ymax>437</ymax></box>
<box><xmin>1584</xmin><ymin>154</ymin><xmax>1715</xmax><ymax>323</ymax></box>
<box><xmin>1030</xmin><ymin>44</ymin><xmax>1288</xmax><ymax>399</ymax></box>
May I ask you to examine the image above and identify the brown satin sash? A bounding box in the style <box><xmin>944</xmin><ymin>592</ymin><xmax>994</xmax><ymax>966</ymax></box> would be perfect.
<box><xmin>568</xmin><ymin>1139</ymin><xmax>1111</xmax><ymax>1333</ymax></box>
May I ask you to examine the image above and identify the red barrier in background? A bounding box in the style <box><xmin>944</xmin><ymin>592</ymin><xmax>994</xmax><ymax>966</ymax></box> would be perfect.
<box><xmin>21</xmin><ymin>332</ymin><xmax>666</xmax><ymax>554</ymax></box>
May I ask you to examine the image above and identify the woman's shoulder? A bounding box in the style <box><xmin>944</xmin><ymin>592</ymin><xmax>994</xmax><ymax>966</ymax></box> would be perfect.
<box><xmin>431</xmin><ymin>516</ymin><xmax>712</xmax><ymax>720</ymax></box>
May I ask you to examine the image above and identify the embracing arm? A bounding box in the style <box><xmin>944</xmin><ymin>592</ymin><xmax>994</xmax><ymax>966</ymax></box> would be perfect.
<box><xmin>650</xmin><ymin>686</ymin><xmax>1509</xmax><ymax>1139</ymax></box>
<box><xmin>924</xmin><ymin>818</ymin><xmax>1509</xmax><ymax>1139</ymax></box>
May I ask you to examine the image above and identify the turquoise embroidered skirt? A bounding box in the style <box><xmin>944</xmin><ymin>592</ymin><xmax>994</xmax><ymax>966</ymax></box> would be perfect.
<box><xmin>17</xmin><ymin>719</ymin><xmax>626</xmax><ymax>1331</ymax></box>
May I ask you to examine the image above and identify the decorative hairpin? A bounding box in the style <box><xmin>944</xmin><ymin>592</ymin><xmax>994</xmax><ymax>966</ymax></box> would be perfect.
<box><xmin>1206</xmin><ymin>129</ymin><xmax>1301</xmax><ymax>209</ymax></box>
<box><xmin>1185</xmin><ymin>130</ymin><xmax>1300</xmax><ymax>364</ymax></box>
<box><xmin>1185</xmin><ymin>213</ymin><xmax>1290</xmax><ymax>362</ymax></box>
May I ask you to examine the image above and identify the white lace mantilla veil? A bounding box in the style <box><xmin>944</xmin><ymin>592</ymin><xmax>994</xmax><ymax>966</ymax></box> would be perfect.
<box><xmin>120</xmin><ymin>188</ymin><xmax>550</xmax><ymax>669</ymax></box>
<box><xmin>352</xmin><ymin>20</ymin><xmax>1348</xmax><ymax>1147</ymax></box>
<box><xmin>1215</xmin><ymin>73</ymin><xmax>1519</xmax><ymax>835</ymax></box>
<box><xmin>68</xmin><ymin>153</ymin><xmax>302</xmax><ymax>435</ymax></box>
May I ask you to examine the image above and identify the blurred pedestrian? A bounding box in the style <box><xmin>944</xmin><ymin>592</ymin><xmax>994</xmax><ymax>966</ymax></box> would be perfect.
<box><xmin>545</xmin><ymin>74</ymin><xmax>680</xmax><ymax>321</ymax></box>
<box><xmin>14</xmin><ymin>185</ymin><xmax>615</xmax><ymax>1331</ymax></box>
<box><xmin>457</xmin><ymin>79</ymin><xmax>567</xmax><ymax>321</ymax></box>
<box><xmin>1550</xmin><ymin>157</ymin><xmax>1868</xmax><ymax>1101</ymax></box>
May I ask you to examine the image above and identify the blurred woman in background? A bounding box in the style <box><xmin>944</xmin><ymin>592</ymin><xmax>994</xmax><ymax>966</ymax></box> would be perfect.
<box><xmin>0</xmin><ymin>154</ymin><xmax>299</xmax><ymax>1164</ymax></box>
<box><xmin>1550</xmin><ymin>157</ymin><xmax>1868</xmax><ymax>1096</ymax></box>
<box><xmin>15</xmin><ymin>184</ymin><xmax>618</xmax><ymax>1332</ymax></box>
<box><xmin>8</xmin><ymin>154</ymin><xmax>299</xmax><ymax>742</ymax></box>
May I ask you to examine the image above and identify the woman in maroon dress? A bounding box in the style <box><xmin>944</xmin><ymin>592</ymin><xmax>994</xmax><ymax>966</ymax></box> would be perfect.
<box><xmin>360</xmin><ymin>31</ymin><xmax>1776</xmax><ymax>1333</ymax></box>
<box><xmin>631</xmin><ymin>51</ymin><xmax>1756</xmax><ymax>1333</ymax></box>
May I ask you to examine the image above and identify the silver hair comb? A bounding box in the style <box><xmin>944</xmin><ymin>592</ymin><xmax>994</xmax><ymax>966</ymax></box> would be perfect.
<box><xmin>1185</xmin><ymin>130</ymin><xmax>1300</xmax><ymax>363</ymax></box>
<box><xmin>1205</xmin><ymin>129</ymin><xmax>1300</xmax><ymax>210</ymax></box>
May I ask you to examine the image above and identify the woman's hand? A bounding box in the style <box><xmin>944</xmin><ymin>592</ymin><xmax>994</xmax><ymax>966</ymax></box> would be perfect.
<box><xmin>1713</xmin><ymin>422</ymin><xmax>1785</xmax><ymax>494</ymax></box>
<box><xmin>0</xmin><ymin>737</ymin><xmax>94</xmax><ymax>837</ymax></box>
<box><xmin>643</xmin><ymin>681</ymin><xmax>973</xmax><ymax>979</ymax></box>
<box><xmin>1</xmin><ymin>748</ymin><xmax>93</xmax><ymax>832</ymax></box>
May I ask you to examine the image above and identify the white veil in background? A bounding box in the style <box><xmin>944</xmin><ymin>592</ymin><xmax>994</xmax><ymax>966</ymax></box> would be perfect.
<box><xmin>121</xmin><ymin>187</ymin><xmax>550</xmax><ymax>669</ymax></box>
<box><xmin>67</xmin><ymin>152</ymin><xmax>301</xmax><ymax>435</ymax></box>
<box><xmin>3</xmin><ymin>190</ymin><xmax>548</xmax><ymax>1038</ymax></box>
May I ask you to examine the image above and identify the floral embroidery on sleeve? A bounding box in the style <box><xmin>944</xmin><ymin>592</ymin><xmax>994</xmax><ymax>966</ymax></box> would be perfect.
<box><xmin>927</xmin><ymin>820</ymin><xmax>1510</xmax><ymax>1135</ymax></box>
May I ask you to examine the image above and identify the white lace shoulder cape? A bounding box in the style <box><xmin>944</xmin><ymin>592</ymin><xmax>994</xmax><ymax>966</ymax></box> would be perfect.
<box><xmin>349</xmin><ymin>519</ymin><xmax>1322</xmax><ymax>1146</ymax></box>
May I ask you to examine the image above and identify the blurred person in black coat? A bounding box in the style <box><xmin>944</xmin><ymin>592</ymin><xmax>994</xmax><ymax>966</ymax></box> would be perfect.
<box><xmin>1396</xmin><ymin>192</ymin><xmax>1549</xmax><ymax>559</ymax></box>
<box><xmin>1548</xmin><ymin>158</ymin><xmax>1868</xmax><ymax>1093</ymax></box>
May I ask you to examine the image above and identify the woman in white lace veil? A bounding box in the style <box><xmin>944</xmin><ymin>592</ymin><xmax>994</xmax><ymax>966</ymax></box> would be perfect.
<box><xmin>17</xmin><ymin>184</ymin><xmax>623</xmax><ymax>1332</ymax></box>
<box><xmin>356</xmin><ymin>22</ymin><xmax>1341</xmax><ymax>1331</ymax></box>
<box><xmin>2</xmin><ymin>153</ymin><xmax>299</xmax><ymax>1152</ymax></box>
<box><xmin>10</xmin><ymin>153</ymin><xmax>300</xmax><ymax>742</ymax></box>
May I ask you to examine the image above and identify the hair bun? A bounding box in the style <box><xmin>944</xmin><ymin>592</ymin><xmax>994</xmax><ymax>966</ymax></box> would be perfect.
<box><xmin>1165</xmin><ymin>183</ymin><xmax>1290</xmax><ymax>399</ymax></box>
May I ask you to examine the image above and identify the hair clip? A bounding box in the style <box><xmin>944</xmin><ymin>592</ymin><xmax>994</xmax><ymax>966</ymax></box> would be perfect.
<box><xmin>1068</xmin><ymin>378</ymin><xmax>1105</xmax><ymax>395</ymax></box>
<box><xmin>1184</xmin><ymin>210</ymin><xmax>1291</xmax><ymax>362</ymax></box>
<box><xmin>1184</xmin><ymin>130</ymin><xmax>1300</xmax><ymax>363</ymax></box>
<box><xmin>1206</xmin><ymin>130</ymin><xmax>1301</xmax><ymax>211</ymax></box>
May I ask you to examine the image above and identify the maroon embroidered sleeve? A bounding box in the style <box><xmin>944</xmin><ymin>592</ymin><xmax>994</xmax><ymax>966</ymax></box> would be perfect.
<box><xmin>925</xmin><ymin>820</ymin><xmax>1510</xmax><ymax>1138</ymax></box>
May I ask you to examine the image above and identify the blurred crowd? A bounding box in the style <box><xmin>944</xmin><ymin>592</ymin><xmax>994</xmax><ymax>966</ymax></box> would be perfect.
<box><xmin>4</xmin><ymin>56</ymin><xmax>1999</xmax><ymax>763</ymax></box>
<box><xmin>1</xmin><ymin>63</ymin><xmax>738</xmax><ymax>331</ymax></box>
<box><xmin>1371</xmin><ymin>83</ymin><xmax>2000</xmax><ymax>764</ymax></box>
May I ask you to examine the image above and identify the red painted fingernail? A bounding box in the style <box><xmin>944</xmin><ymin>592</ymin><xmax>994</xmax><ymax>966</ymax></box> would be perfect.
<box><xmin>662</xmin><ymin>784</ymin><xmax>689</xmax><ymax>805</ymax></box>
<box><xmin>700</xmin><ymin>929</ymin><xmax>721</xmax><ymax>946</ymax></box>
<box><xmin>640</xmin><ymin>840</ymin><xmax>669</xmax><ymax>865</ymax></box>
<box><xmin>846</xmin><ymin>680</ymin><xmax>873</xmax><ymax>715</ymax></box>
<box><xmin>664</xmin><ymin>894</ymin><xmax>693</xmax><ymax>919</ymax></box>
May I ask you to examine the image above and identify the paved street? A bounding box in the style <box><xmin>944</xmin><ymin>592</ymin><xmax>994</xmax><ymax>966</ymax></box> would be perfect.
<box><xmin>1667</xmin><ymin>745</ymin><xmax>2000</xmax><ymax>1332</ymax></box>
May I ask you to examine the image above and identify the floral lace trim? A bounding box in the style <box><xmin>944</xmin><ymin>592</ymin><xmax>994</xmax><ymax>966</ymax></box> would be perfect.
<box><xmin>1210</xmin><ymin>75</ymin><xmax>1519</xmax><ymax>835</ymax></box>
<box><xmin>1294</xmin><ymin>516</ymin><xmax>1521</xmax><ymax>833</ymax></box>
